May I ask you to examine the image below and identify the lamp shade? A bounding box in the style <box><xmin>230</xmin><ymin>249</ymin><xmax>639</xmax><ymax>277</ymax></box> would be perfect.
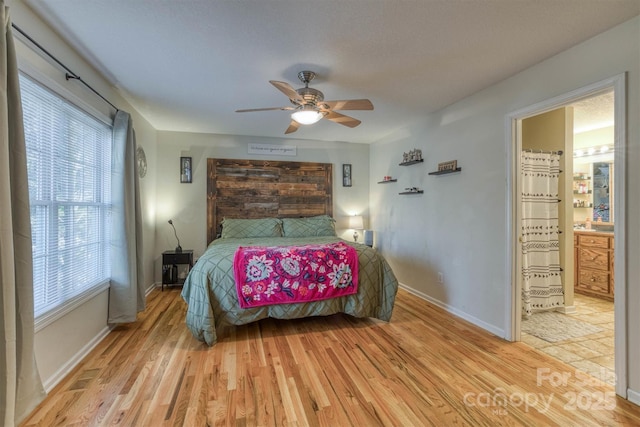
<box><xmin>349</xmin><ymin>215</ymin><xmax>364</xmax><ymax>230</ymax></box>
<box><xmin>291</xmin><ymin>106</ymin><xmax>324</xmax><ymax>125</ymax></box>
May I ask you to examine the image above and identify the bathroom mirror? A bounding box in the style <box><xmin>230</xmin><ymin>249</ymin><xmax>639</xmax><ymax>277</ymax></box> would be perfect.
<box><xmin>592</xmin><ymin>162</ymin><xmax>612</xmax><ymax>223</ymax></box>
<box><xmin>573</xmin><ymin>153</ymin><xmax>613</xmax><ymax>227</ymax></box>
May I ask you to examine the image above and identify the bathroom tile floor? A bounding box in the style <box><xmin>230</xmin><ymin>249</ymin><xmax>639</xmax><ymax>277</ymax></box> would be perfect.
<box><xmin>521</xmin><ymin>293</ymin><xmax>616</xmax><ymax>385</ymax></box>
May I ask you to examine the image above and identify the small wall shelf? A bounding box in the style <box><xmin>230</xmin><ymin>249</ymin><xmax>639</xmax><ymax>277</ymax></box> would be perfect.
<box><xmin>399</xmin><ymin>190</ymin><xmax>423</xmax><ymax>195</ymax></box>
<box><xmin>428</xmin><ymin>167</ymin><xmax>462</xmax><ymax>175</ymax></box>
<box><xmin>399</xmin><ymin>159</ymin><xmax>424</xmax><ymax>166</ymax></box>
<box><xmin>377</xmin><ymin>179</ymin><xmax>397</xmax><ymax>184</ymax></box>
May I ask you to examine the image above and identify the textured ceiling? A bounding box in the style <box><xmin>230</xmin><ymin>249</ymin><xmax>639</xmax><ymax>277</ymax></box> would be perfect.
<box><xmin>21</xmin><ymin>0</ymin><xmax>640</xmax><ymax>144</ymax></box>
<box><xmin>573</xmin><ymin>91</ymin><xmax>615</xmax><ymax>135</ymax></box>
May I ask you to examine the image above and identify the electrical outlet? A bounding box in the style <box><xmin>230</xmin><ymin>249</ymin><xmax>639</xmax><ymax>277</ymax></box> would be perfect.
<box><xmin>437</xmin><ymin>272</ymin><xmax>444</xmax><ymax>283</ymax></box>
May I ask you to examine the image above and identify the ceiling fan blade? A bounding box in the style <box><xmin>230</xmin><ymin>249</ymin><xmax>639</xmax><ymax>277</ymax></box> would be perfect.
<box><xmin>324</xmin><ymin>111</ymin><xmax>361</xmax><ymax>128</ymax></box>
<box><xmin>270</xmin><ymin>80</ymin><xmax>304</xmax><ymax>103</ymax></box>
<box><xmin>284</xmin><ymin>120</ymin><xmax>300</xmax><ymax>134</ymax></box>
<box><xmin>321</xmin><ymin>99</ymin><xmax>374</xmax><ymax>111</ymax></box>
<box><xmin>236</xmin><ymin>106</ymin><xmax>293</xmax><ymax>113</ymax></box>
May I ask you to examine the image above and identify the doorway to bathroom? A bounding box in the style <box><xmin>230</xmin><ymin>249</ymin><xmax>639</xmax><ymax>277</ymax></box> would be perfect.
<box><xmin>507</xmin><ymin>74</ymin><xmax>626</xmax><ymax>397</ymax></box>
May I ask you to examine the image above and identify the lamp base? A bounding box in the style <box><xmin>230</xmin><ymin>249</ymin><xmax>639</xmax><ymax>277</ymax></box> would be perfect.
<box><xmin>175</xmin><ymin>245</ymin><xmax>183</xmax><ymax>253</ymax></box>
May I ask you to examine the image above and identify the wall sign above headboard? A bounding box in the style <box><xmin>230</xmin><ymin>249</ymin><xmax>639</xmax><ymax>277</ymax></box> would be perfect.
<box><xmin>247</xmin><ymin>143</ymin><xmax>297</xmax><ymax>156</ymax></box>
<box><xmin>206</xmin><ymin>158</ymin><xmax>333</xmax><ymax>244</ymax></box>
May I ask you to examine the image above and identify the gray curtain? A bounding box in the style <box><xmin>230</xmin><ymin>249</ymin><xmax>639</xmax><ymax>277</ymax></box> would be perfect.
<box><xmin>108</xmin><ymin>110</ymin><xmax>145</xmax><ymax>323</ymax></box>
<box><xmin>1</xmin><ymin>3</ymin><xmax>46</xmax><ymax>425</ymax></box>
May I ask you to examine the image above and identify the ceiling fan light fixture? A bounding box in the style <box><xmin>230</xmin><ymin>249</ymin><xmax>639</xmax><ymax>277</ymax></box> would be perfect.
<box><xmin>237</xmin><ymin>71</ymin><xmax>372</xmax><ymax>134</ymax></box>
<box><xmin>291</xmin><ymin>107</ymin><xmax>324</xmax><ymax>125</ymax></box>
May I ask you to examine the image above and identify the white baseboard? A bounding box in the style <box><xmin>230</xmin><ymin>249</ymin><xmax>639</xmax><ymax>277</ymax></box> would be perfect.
<box><xmin>557</xmin><ymin>305</ymin><xmax>576</xmax><ymax>314</ymax></box>
<box><xmin>628</xmin><ymin>388</ymin><xmax>640</xmax><ymax>406</ymax></box>
<box><xmin>398</xmin><ymin>283</ymin><xmax>505</xmax><ymax>338</ymax></box>
<box><xmin>42</xmin><ymin>326</ymin><xmax>111</xmax><ymax>393</ymax></box>
<box><xmin>147</xmin><ymin>282</ymin><xmax>160</xmax><ymax>295</ymax></box>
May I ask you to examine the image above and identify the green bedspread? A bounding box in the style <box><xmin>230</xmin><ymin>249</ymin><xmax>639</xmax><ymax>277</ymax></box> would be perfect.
<box><xmin>181</xmin><ymin>236</ymin><xmax>399</xmax><ymax>346</ymax></box>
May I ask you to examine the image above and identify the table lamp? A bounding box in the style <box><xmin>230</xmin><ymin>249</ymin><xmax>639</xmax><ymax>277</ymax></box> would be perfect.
<box><xmin>349</xmin><ymin>215</ymin><xmax>364</xmax><ymax>242</ymax></box>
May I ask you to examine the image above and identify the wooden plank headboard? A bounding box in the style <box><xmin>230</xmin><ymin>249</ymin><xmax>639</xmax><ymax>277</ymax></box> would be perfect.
<box><xmin>207</xmin><ymin>158</ymin><xmax>333</xmax><ymax>244</ymax></box>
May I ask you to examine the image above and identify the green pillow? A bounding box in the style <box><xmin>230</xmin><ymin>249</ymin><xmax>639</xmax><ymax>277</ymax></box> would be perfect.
<box><xmin>220</xmin><ymin>217</ymin><xmax>283</xmax><ymax>239</ymax></box>
<box><xmin>282</xmin><ymin>216</ymin><xmax>337</xmax><ymax>237</ymax></box>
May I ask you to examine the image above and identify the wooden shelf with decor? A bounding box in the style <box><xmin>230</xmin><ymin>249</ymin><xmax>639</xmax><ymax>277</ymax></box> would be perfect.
<box><xmin>428</xmin><ymin>167</ymin><xmax>462</xmax><ymax>176</ymax></box>
<box><xmin>377</xmin><ymin>179</ymin><xmax>397</xmax><ymax>184</ymax></box>
<box><xmin>399</xmin><ymin>159</ymin><xmax>424</xmax><ymax>166</ymax></box>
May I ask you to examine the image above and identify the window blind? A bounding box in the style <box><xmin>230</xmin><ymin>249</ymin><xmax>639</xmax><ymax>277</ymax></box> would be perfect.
<box><xmin>20</xmin><ymin>73</ymin><xmax>112</xmax><ymax>318</ymax></box>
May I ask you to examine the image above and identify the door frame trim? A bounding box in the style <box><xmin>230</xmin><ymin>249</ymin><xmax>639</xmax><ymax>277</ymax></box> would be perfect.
<box><xmin>504</xmin><ymin>73</ymin><xmax>627</xmax><ymax>397</ymax></box>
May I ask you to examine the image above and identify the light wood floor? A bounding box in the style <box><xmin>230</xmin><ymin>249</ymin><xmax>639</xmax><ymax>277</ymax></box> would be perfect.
<box><xmin>21</xmin><ymin>287</ymin><xmax>640</xmax><ymax>426</ymax></box>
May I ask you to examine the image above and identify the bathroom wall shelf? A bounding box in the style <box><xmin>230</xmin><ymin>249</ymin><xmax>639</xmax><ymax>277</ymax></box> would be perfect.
<box><xmin>428</xmin><ymin>167</ymin><xmax>462</xmax><ymax>175</ymax></box>
<box><xmin>399</xmin><ymin>190</ymin><xmax>423</xmax><ymax>195</ymax></box>
<box><xmin>377</xmin><ymin>179</ymin><xmax>397</xmax><ymax>184</ymax></box>
<box><xmin>399</xmin><ymin>159</ymin><xmax>424</xmax><ymax>166</ymax></box>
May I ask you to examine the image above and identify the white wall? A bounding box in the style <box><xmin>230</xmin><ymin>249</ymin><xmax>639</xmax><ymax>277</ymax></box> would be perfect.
<box><xmin>370</xmin><ymin>16</ymin><xmax>639</xmax><ymax>396</ymax></box>
<box><xmin>575</xmin><ymin>126</ymin><xmax>614</xmax><ymax>149</ymax></box>
<box><xmin>154</xmin><ymin>131</ymin><xmax>370</xmax><ymax>281</ymax></box>
<box><xmin>8</xmin><ymin>0</ymin><xmax>158</xmax><ymax>390</ymax></box>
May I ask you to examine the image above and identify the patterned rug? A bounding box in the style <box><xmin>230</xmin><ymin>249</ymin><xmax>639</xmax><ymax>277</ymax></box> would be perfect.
<box><xmin>521</xmin><ymin>311</ymin><xmax>604</xmax><ymax>343</ymax></box>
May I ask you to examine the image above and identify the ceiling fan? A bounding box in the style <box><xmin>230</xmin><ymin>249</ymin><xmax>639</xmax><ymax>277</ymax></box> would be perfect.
<box><xmin>235</xmin><ymin>71</ymin><xmax>373</xmax><ymax>134</ymax></box>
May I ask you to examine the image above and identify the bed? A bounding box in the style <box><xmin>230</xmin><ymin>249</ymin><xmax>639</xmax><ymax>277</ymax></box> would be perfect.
<box><xmin>180</xmin><ymin>159</ymin><xmax>399</xmax><ymax>346</ymax></box>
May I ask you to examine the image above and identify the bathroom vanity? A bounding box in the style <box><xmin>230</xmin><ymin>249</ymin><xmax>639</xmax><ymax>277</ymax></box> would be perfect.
<box><xmin>574</xmin><ymin>230</ymin><xmax>614</xmax><ymax>301</ymax></box>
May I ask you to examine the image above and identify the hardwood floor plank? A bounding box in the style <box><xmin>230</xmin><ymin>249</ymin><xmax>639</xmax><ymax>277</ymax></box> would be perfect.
<box><xmin>20</xmin><ymin>287</ymin><xmax>640</xmax><ymax>426</ymax></box>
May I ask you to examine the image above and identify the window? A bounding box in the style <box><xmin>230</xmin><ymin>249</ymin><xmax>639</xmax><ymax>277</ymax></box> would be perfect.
<box><xmin>20</xmin><ymin>73</ymin><xmax>112</xmax><ymax>319</ymax></box>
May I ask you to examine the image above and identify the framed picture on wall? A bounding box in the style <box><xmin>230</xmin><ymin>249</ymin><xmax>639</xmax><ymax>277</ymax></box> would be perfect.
<box><xmin>343</xmin><ymin>163</ymin><xmax>352</xmax><ymax>187</ymax></box>
<box><xmin>180</xmin><ymin>157</ymin><xmax>192</xmax><ymax>183</ymax></box>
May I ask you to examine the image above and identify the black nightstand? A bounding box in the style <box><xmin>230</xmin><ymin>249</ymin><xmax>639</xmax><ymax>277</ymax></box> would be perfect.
<box><xmin>162</xmin><ymin>250</ymin><xmax>193</xmax><ymax>291</ymax></box>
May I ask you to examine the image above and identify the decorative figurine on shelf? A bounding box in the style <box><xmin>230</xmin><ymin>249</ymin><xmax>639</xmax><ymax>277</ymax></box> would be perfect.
<box><xmin>405</xmin><ymin>187</ymin><xmax>419</xmax><ymax>193</ymax></box>
<box><xmin>402</xmin><ymin>149</ymin><xmax>423</xmax><ymax>164</ymax></box>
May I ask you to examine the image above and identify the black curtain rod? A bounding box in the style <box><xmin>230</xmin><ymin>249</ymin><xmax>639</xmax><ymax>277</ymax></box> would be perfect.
<box><xmin>523</xmin><ymin>149</ymin><xmax>563</xmax><ymax>155</ymax></box>
<box><xmin>11</xmin><ymin>23</ymin><xmax>119</xmax><ymax>112</ymax></box>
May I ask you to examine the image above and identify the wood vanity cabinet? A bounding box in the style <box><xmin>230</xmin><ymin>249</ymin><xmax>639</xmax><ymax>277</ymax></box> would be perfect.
<box><xmin>574</xmin><ymin>231</ymin><xmax>614</xmax><ymax>300</ymax></box>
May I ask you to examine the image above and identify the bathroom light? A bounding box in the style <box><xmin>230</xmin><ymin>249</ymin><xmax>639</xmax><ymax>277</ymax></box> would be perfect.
<box><xmin>291</xmin><ymin>106</ymin><xmax>324</xmax><ymax>125</ymax></box>
<box><xmin>573</xmin><ymin>145</ymin><xmax>614</xmax><ymax>158</ymax></box>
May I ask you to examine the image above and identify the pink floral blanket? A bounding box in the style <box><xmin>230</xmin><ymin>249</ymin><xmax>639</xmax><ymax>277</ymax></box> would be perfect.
<box><xmin>233</xmin><ymin>242</ymin><xmax>359</xmax><ymax>308</ymax></box>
